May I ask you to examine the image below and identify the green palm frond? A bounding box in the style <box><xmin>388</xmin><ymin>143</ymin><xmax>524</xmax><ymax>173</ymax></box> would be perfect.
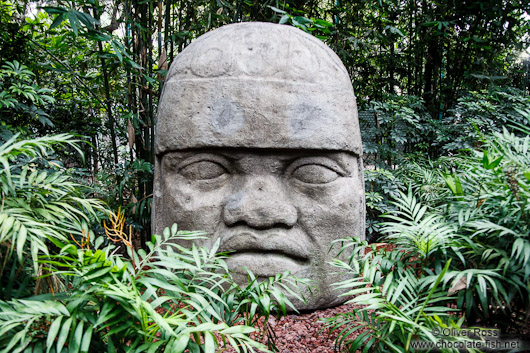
<box><xmin>1</xmin><ymin>223</ymin><xmax>301</xmax><ymax>353</ymax></box>
<box><xmin>323</xmin><ymin>237</ymin><xmax>465</xmax><ymax>353</ymax></box>
<box><xmin>0</xmin><ymin>134</ymin><xmax>106</xmax><ymax>277</ymax></box>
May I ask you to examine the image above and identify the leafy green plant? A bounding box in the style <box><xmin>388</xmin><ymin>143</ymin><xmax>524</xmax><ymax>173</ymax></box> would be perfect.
<box><xmin>0</xmin><ymin>60</ymin><xmax>55</xmax><ymax>129</ymax></box>
<box><xmin>386</xmin><ymin>116</ymin><xmax>530</xmax><ymax>331</ymax></box>
<box><xmin>92</xmin><ymin>158</ymin><xmax>154</xmax><ymax>248</ymax></box>
<box><xmin>364</xmin><ymin>168</ymin><xmax>403</xmax><ymax>240</ymax></box>
<box><xmin>322</xmin><ymin>193</ymin><xmax>471</xmax><ymax>353</ymax></box>
<box><xmin>0</xmin><ymin>223</ymin><xmax>302</xmax><ymax>353</ymax></box>
<box><xmin>270</xmin><ymin>5</ymin><xmax>335</xmax><ymax>40</ymax></box>
<box><xmin>324</xmin><ymin>111</ymin><xmax>530</xmax><ymax>350</ymax></box>
<box><xmin>363</xmin><ymin>95</ymin><xmax>435</xmax><ymax>165</ymax></box>
<box><xmin>0</xmin><ymin>134</ymin><xmax>302</xmax><ymax>352</ymax></box>
<box><xmin>393</xmin><ymin>157</ymin><xmax>453</xmax><ymax>205</ymax></box>
<box><xmin>436</xmin><ymin>86</ymin><xmax>530</xmax><ymax>154</ymax></box>
<box><xmin>0</xmin><ymin>133</ymin><xmax>106</xmax><ymax>300</ymax></box>
<box><xmin>434</xmin><ymin>124</ymin><xmax>530</xmax><ymax>330</ymax></box>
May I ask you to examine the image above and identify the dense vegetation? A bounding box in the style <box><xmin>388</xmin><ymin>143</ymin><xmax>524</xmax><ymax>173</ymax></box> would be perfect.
<box><xmin>0</xmin><ymin>135</ymin><xmax>303</xmax><ymax>352</ymax></box>
<box><xmin>2</xmin><ymin>0</ymin><xmax>529</xmax><ymax>242</ymax></box>
<box><xmin>1</xmin><ymin>0</ymin><xmax>529</xmax><ymax>352</ymax></box>
<box><xmin>325</xmin><ymin>119</ymin><xmax>530</xmax><ymax>351</ymax></box>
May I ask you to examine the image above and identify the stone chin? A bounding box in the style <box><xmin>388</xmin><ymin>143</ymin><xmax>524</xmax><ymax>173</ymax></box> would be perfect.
<box><xmin>226</xmin><ymin>259</ymin><xmax>349</xmax><ymax>311</ymax></box>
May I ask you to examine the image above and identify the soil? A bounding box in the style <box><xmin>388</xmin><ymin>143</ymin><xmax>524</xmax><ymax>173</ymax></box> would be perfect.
<box><xmin>263</xmin><ymin>302</ymin><xmax>358</xmax><ymax>353</ymax></box>
<box><xmin>216</xmin><ymin>302</ymin><xmax>359</xmax><ymax>353</ymax></box>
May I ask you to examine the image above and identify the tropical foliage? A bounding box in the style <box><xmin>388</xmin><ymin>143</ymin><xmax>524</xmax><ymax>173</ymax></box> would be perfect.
<box><xmin>326</xmin><ymin>110</ymin><xmax>530</xmax><ymax>351</ymax></box>
<box><xmin>0</xmin><ymin>224</ymin><xmax>300</xmax><ymax>353</ymax></box>
<box><xmin>364</xmin><ymin>86</ymin><xmax>530</xmax><ymax>240</ymax></box>
<box><xmin>0</xmin><ymin>135</ymin><xmax>300</xmax><ymax>353</ymax></box>
<box><xmin>1</xmin><ymin>0</ymin><xmax>530</xmax><ymax>351</ymax></box>
<box><xmin>0</xmin><ymin>133</ymin><xmax>106</xmax><ymax>300</ymax></box>
<box><xmin>2</xmin><ymin>0</ymin><xmax>530</xmax><ymax>243</ymax></box>
<box><xmin>324</xmin><ymin>237</ymin><xmax>464</xmax><ymax>352</ymax></box>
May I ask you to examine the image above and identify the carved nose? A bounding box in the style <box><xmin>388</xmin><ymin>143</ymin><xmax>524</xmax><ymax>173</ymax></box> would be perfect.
<box><xmin>222</xmin><ymin>177</ymin><xmax>297</xmax><ymax>229</ymax></box>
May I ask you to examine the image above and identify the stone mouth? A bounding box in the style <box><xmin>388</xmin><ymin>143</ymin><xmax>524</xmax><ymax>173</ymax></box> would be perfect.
<box><xmin>218</xmin><ymin>230</ymin><xmax>311</xmax><ymax>263</ymax></box>
<box><xmin>224</xmin><ymin>252</ymin><xmax>308</xmax><ymax>278</ymax></box>
<box><xmin>228</xmin><ymin>249</ymin><xmax>309</xmax><ymax>264</ymax></box>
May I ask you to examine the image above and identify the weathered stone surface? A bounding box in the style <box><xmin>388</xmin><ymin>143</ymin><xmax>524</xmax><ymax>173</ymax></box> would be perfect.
<box><xmin>153</xmin><ymin>22</ymin><xmax>365</xmax><ymax>310</ymax></box>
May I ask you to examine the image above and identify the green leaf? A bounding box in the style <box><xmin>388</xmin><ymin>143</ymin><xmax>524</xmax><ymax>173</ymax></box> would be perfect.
<box><xmin>204</xmin><ymin>332</ymin><xmax>215</xmax><ymax>352</ymax></box>
<box><xmin>482</xmin><ymin>150</ymin><xmax>503</xmax><ymax>170</ymax></box>
<box><xmin>422</xmin><ymin>21</ymin><xmax>439</xmax><ymax>27</ymax></box>
<box><xmin>75</xmin><ymin>11</ymin><xmax>99</xmax><ymax>27</ymax></box>
<box><xmin>46</xmin><ymin>316</ymin><xmax>63</xmax><ymax>353</ymax></box>
<box><xmin>124</xmin><ymin>58</ymin><xmax>143</xmax><ymax>70</ymax></box>
<box><xmin>110</xmin><ymin>41</ymin><xmax>123</xmax><ymax>63</ymax></box>
<box><xmin>523</xmin><ymin>170</ymin><xmax>530</xmax><ymax>181</ymax></box>
<box><xmin>50</xmin><ymin>14</ymin><xmax>66</xmax><ymax>30</ymax></box>
<box><xmin>16</xmin><ymin>224</ymin><xmax>27</xmax><ymax>260</ymax></box>
<box><xmin>269</xmin><ymin>6</ymin><xmax>286</xmax><ymax>14</ymax></box>
<box><xmin>42</xmin><ymin>6</ymin><xmax>68</xmax><ymax>15</ymax></box>
<box><xmin>279</xmin><ymin>14</ymin><xmax>290</xmax><ymax>24</ymax></box>
<box><xmin>90</xmin><ymin>33</ymin><xmax>112</xmax><ymax>42</ymax></box>
<box><xmin>84</xmin><ymin>266</ymin><xmax>112</xmax><ymax>281</ymax></box>
<box><xmin>143</xmin><ymin>74</ymin><xmax>157</xmax><ymax>87</ymax></box>
<box><xmin>314</xmin><ymin>18</ymin><xmax>333</xmax><ymax>28</ymax></box>
<box><xmin>66</xmin><ymin>12</ymin><xmax>80</xmax><ymax>36</ymax></box>
<box><xmin>293</xmin><ymin>16</ymin><xmax>313</xmax><ymax>25</ymax></box>
<box><xmin>80</xmin><ymin>325</ymin><xmax>93</xmax><ymax>353</ymax></box>
<box><xmin>56</xmin><ymin>317</ymin><xmax>72</xmax><ymax>353</ymax></box>
<box><xmin>488</xmin><ymin>156</ymin><xmax>503</xmax><ymax>169</ymax></box>
<box><xmin>221</xmin><ymin>325</ymin><xmax>256</xmax><ymax>335</ymax></box>
<box><xmin>482</xmin><ymin>150</ymin><xmax>489</xmax><ymax>168</ymax></box>
<box><xmin>71</xmin><ymin>320</ymin><xmax>84</xmax><ymax>353</ymax></box>
<box><xmin>146</xmin><ymin>341</ymin><xmax>164</xmax><ymax>353</ymax></box>
<box><xmin>1</xmin><ymin>215</ymin><xmax>15</xmax><ymax>240</ymax></box>
<box><xmin>172</xmin><ymin>334</ymin><xmax>190</xmax><ymax>353</ymax></box>
<box><xmin>443</xmin><ymin>172</ymin><xmax>463</xmax><ymax>197</ymax></box>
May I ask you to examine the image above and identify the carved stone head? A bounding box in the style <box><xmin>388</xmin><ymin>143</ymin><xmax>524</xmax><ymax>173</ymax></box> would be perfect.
<box><xmin>153</xmin><ymin>22</ymin><xmax>364</xmax><ymax>310</ymax></box>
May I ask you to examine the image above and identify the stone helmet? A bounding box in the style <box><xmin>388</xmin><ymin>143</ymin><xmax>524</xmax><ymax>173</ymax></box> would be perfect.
<box><xmin>155</xmin><ymin>22</ymin><xmax>362</xmax><ymax>156</ymax></box>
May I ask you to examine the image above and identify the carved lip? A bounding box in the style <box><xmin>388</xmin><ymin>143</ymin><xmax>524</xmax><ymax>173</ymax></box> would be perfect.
<box><xmin>218</xmin><ymin>230</ymin><xmax>310</xmax><ymax>263</ymax></box>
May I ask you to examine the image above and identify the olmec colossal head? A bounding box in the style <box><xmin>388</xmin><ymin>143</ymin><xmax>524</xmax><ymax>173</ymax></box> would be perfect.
<box><xmin>153</xmin><ymin>22</ymin><xmax>364</xmax><ymax>310</ymax></box>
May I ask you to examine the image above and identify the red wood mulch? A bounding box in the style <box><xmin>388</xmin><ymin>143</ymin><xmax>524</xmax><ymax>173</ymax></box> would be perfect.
<box><xmin>218</xmin><ymin>302</ymin><xmax>360</xmax><ymax>353</ymax></box>
<box><xmin>264</xmin><ymin>302</ymin><xmax>359</xmax><ymax>353</ymax></box>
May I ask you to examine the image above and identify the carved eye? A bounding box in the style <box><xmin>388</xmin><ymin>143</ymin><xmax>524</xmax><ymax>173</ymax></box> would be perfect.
<box><xmin>291</xmin><ymin>164</ymin><xmax>340</xmax><ymax>184</ymax></box>
<box><xmin>179</xmin><ymin>160</ymin><xmax>227</xmax><ymax>180</ymax></box>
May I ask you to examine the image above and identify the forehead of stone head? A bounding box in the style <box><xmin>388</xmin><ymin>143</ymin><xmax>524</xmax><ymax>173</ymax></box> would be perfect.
<box><xmin>156</xmin><ymin>22</ymin><xmax>362</xmax><ymax>155</ymax></box>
